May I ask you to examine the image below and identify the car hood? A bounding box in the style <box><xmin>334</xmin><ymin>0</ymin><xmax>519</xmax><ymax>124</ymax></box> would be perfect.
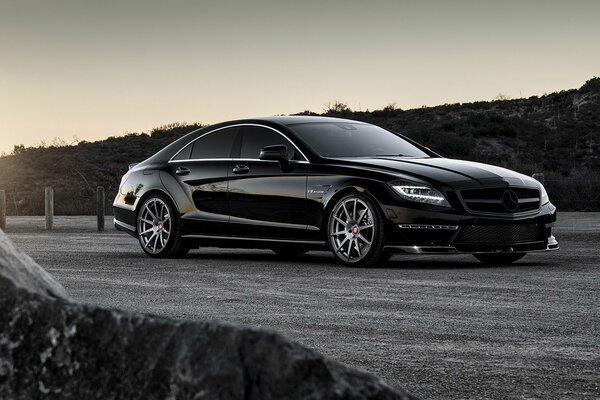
<box><xmin>328</xmin><ymin>156</ymin><xmax>539</xmax><ymax>188</ymax></box>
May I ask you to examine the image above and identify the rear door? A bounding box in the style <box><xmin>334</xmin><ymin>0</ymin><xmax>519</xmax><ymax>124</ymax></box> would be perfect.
<box><xmin>227</xmin><ymin>125</ymin><xmax>310</xmax><ymax>240</ymax></box>
<box><xmin>169</xmin><ymin>126</ymin><xmax>240</xmax><ymax>235</ymax></box>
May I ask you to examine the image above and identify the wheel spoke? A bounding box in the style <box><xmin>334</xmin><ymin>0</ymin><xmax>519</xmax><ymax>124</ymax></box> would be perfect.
<box><xmin>360</xmin><ymin>224</ymin><xmax>374</xmax><ymax>229</ymax></box>
<box><xmin>140</xmin><ymin>227</ymin><xmax>154</xmax><ymax>235</ymax></box>
<box><xmin>357</xmin><ymin>233</ymin><xmax>372</xmax><ymax>245</ymax></box>
<box><xmin>346</xmin><ymin>240</ymin><xmax>351</xmax><ymax>261</ymax></box>
<box><xmin>145</xmin><ymin>206</ymin><xmax>157</xmax><ymax>221</ymax></box>
<box><xmin>352</xmin><ymin>199</ymin><xmax>357</xmax><ymax>220</ymax></box>
<box><xmin>341</xmin><ymin>202</ymin><xmax>350</xmax><ymax>221</ymax></box>
<box><xmin>357</xmin><ymin>208</ymin><xmax>367</xmax><ymax>223</ymax></box>
<box><xmin>153</xmin><ymin>201</ymin><xmax>161</xmax><ymax>220</ymax></box>
<box><xmin>333</xmin><ymin>215</ymin><xmax>346</xmax><ymax>225</ymax></box>
<box><xmin>354</xmin><ymin>238</ymin><xmax>361</xmax><ymax>256</ymax></box>
<box><xmin>330</xmin><ymin>230</ymin><xmax>346</xmax><ymax>237</ymax></box>
<box><xmin>335</xmin><ymin>237</ymin><xmax>349</xmax><ymax>253</ymax></box>
<box><xmin>144</xmin><ymin>232</ymin><xmax>157</xmax><ymax>248</ymax></box>
<box><xmin>141</xmin><ymin>218</ymin><xmax>154</xmax><ymax>225</ymax></box>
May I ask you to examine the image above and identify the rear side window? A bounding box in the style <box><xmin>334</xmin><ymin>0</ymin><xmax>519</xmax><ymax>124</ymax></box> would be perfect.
<box><xmin>172</xmin><ymin>143</ymin><xmax>192</xmax><ymax>160</ymax></box>
<box><xmin>240</xmin><ymin>126</ymin><xmax>301</xmax><ymax>160</ymax></box>
<box><xmin>190</xmin><ymin>127</ymin><xmax>239</xmax><ymax>159</ymax></box>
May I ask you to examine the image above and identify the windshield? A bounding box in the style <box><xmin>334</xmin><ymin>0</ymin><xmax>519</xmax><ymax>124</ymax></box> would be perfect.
<box><xmin>288</xmin><ymin>122</ymin><xmax>430</xmax><ymax>158</ymax></box>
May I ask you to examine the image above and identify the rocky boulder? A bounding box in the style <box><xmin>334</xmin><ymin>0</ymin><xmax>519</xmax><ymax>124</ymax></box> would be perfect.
<box><xmin>0</xmin><ymin>230</ymin><xmax>69</xmax><ymax>300</ymax></box>
<box><xmin>0</xmin><ymin>229</ymin><xmax>416</xmax><ymax>400</ymax></box>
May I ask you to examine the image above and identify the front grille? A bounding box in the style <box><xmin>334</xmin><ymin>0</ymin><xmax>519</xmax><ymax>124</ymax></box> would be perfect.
<box><xmin>461</xmin><ymin>187</ymin><xmax>540</xmax><ymax>214</ymax></box>
<box><xmin>455</xmin><ymin>224</ymin><xmax>543</xmax><ymax>244</ymax></box>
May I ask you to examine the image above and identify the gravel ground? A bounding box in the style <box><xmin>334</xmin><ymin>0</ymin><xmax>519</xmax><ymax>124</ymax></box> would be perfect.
<box><xmin>5</xmin><ymin>213</ymin><xmax>600</xmax><ymax>399</ymax></box>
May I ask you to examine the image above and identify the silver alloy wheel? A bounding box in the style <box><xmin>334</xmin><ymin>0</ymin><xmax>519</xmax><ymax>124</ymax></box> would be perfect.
<box><xmin>329</xmin><ymin>197</ymin><xmax>375</xmax><ymax>263</ymax></box>
<box><xmin>137</xmin><ymin>197</ymin><xmax>172</xmax><ymax>255</ymax></box>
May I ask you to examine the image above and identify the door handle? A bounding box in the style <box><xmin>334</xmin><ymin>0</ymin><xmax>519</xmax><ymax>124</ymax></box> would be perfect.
<box><xmin>233</xmin><ymin>164</ymin><xmax>250</xmax><ymax>174</ymax></box>
<box><xmin>175</xmin><ymin>166</ymin><xmax>191</xmax><ymax>176</ymax></box>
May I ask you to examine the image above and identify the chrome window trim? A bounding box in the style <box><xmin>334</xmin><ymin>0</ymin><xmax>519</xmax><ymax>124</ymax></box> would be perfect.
<box><xmin>170</xmin><ymin>158</ymin><xmax>231</xmax><ymax>163</ymax></box>
<box><xmin>169</xmin><ymin>123</ymin><xmax>309</xmax><ymax>163</ymax></box>
<box><xmin>169</xmin><ymin>158</ymin><xmax>309</xmax><ymax>164</ymax></box>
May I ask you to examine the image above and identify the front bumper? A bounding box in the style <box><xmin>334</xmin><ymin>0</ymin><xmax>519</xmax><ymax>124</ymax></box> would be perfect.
<box><xmin>382</xmin><ymin>202</ymin><xmax>558</xmax><ymax>254</ymax></box>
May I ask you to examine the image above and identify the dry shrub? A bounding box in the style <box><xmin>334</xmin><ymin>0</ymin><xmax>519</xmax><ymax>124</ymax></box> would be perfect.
<box><xmin>544</xmin><ymin>168</ymin><xmax>600</xmax><ymax>211</ymax></box>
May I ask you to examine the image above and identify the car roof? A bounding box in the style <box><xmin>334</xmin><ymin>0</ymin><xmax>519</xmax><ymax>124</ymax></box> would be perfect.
<box><xmin>137</xmin><ymin>116</ymin><xmax>370</xmax><ymax>167</ymax></box>
<box><xmin>226</xmin><ymin>115</ymin><xmax>369</xmax><ymax>126</ymax></box>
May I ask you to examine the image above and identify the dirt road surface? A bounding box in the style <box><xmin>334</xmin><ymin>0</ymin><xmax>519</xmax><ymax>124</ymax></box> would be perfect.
<box><xmin>5</xmin><ymin>213</ymin><xmax>600</xmax><ymax>399</ymax></box>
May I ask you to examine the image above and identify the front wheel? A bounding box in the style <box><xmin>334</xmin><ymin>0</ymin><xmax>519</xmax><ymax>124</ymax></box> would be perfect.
<box><xmin>473</xmin><ymin>253</ymin><xmax>526</xmax><ymax>265</ymax></box>
<box><xmin>137</xmin><ymin>194</ymin><xmax>189</xmax><ymax>258</ymax></box>
<box><xmin>327</xmin><ymin>193</ymin><xmax>386</xmax><ymax>268</ymax></box>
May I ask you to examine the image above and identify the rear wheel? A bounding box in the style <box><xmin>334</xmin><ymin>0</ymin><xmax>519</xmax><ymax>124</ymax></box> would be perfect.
<box><xmin>473</xmin><ymin>253</ymin><xmax>526</xmax><ymax>265</ymax></box>
<box><xmin>327</xmin><ymin>193</ymin><xmax>386</xmax><ymax>268</ymax></box>
<box><xmin>137</xmin><ymin>194</ymin><xmax>189</xmax><ymax>258</ymax></box>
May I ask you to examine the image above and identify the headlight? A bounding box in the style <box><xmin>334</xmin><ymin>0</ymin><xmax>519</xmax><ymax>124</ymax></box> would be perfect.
<box><xmin>540</xmin><ymin>184</ymin><xmax>549</xmax><ymax>205</ymax></box>
<box><xmin>391</xmin><ymin>184</ymin><xmax>450</xmax><ymax>207</ymax></box>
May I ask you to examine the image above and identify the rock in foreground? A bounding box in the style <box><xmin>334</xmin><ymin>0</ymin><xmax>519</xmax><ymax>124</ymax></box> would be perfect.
<box><xmin>0</xmin><ymin>229</ymin><xmax>416</xmax><ymax>400</ymax></box>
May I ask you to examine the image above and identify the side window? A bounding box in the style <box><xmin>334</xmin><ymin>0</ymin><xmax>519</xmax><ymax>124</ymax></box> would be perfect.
<box><xmin>240</xmin><ymin>126</ymin><xmax>301</xmax><ymax>160</ymax></box>
<box><xmin>191</xmin><ymin>127</ymin><xmax>238</xmax><ymax>159</ymax></box>
<box><xmin>172</xmin><ymin>143</ymin><xmax>192</xmax><ymax>160</ymax></box>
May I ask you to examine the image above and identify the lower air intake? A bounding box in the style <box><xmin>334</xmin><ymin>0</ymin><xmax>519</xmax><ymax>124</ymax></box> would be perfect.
<box><xmin>455</xmin><ymin>224</ymin><xmax>543</xmax><ymax>244</ymax></box>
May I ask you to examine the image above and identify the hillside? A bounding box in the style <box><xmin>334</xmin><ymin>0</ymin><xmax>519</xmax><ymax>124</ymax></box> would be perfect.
<box><xmin>0</xmin><ymin>78</ymin><xmax>599</xmax><ymax>215</ymax></box>
<box><xmin>315</xmin><ymin>77</ymin><xmax>600</xmax><ymax>177</ymax></box>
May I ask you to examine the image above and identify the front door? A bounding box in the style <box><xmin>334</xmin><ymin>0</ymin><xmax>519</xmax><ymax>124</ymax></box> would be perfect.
<box><xmin>227</xmin><ymin>125</ymin><xmax>309</xmax><ymax>240</ymax></box>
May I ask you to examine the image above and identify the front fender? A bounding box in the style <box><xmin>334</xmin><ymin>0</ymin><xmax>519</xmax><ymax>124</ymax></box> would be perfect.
<box><xmin>307</xmin><ymin>175</ymin><xmax>395</xmax><ymax>232</ymax></box>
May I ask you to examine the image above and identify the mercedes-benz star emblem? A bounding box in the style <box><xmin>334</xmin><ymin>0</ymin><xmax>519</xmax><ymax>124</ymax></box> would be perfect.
<box><xmin>502</xmin><ymin>189</ymin><xmax>519</xmax><ymax>212</ymax></box>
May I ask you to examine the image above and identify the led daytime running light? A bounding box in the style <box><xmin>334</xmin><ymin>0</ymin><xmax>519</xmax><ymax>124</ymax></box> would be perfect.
<box><xmin>392</xmin><ymin>184</ymin><xmax>450</xmax><ymax>207</ymax></box>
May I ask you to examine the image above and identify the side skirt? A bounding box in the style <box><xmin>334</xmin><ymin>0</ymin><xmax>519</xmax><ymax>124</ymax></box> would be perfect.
<box><xmin>181</xmin><ymin>234</ymin><xmax>328</xmax><ymax>250</ymax></box>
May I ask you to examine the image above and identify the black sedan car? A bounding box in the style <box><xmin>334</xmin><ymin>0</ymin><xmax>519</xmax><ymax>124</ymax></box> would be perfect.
<box><xmin>113</xmin><ymin>116</ymin><xmax>558</xmax><ymax>267</ymax></box>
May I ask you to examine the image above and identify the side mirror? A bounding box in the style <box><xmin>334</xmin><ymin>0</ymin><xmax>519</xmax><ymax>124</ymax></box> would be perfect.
<box><xmin>259</xmin><ymin>144</ymin><xmax>291</xmax><ymax>171</ymax></box>
<box><xmin>259</xmin><ymin>145</ymin><xmax>288</xmax><ymax>161</ymax></box>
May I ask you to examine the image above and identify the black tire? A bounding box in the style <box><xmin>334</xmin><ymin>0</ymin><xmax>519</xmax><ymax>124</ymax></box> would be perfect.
<box><xmin>473</xmin><ymin>253</ymin><xmax>526</xmax><ymax>265</ymax></box>
<box><xmin>137</xmin><ymin>194</ymin><xmax>189</xmax><ymax>258</ymax></box>
<box><xmin>271</xmin><ymin>245</ymin><xmax>310</xmax><ymax>257</ymax></box>
<box><xmin>327</xmin><ymin>192</ymin><xmax>386</xmax><ymax>268</ymax></box>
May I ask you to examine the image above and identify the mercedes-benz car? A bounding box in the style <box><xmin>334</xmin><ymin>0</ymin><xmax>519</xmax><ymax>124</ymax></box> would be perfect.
<box><xmin>113</xmin><ymin>116</ymin><xmax>558</xmax><ymax>267</ymax></box>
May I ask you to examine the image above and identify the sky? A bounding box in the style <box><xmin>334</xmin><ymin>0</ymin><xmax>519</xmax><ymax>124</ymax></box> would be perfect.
<box><xmin>1</xmin><ymin>0</ymin><xmax>599</xmax><ymax>154</ymax></box>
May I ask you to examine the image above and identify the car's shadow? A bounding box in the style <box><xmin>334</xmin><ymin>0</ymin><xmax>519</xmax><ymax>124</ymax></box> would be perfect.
<box><xmin>177</xmin><ymin>250</ymin><xmax>548</xmax><ymax>270</ymax></box>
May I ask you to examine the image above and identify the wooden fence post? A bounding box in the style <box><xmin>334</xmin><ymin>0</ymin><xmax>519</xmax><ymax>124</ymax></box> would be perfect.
<box><xmin>97</xmin><ymin>186</ymin><xmax>105</xmax><ymax>232</ymax></box>
<box><xmin>45</xmin><ymin>187</ymin><xmax>54</xmax><ymax>230</ymax></box>
<box><xmin>532</xmin><ymin>173</ymin><xmax>545</xmax><ymax>185</ymax></box>
<box><xmin>0</xmin><ymin>190</ymin><xmax>6</xmax><ymax>231</ymax></box>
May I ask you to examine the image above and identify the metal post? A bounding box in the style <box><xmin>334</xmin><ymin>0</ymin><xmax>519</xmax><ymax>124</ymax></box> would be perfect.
<box><xmin>97</xmin><ymin>186</ymin><xmax>105</xmax><ymax>232</ymax></box>
<box><xmin>0</xmin><ymin>190</ymin><xmax>6</xmax><ymax>230</ymax></box>
<box><xmin>45</xmin><ymin>187</ymin><xmax>54</xmax><ymax>230</ymax></box>
<box><xmin>532</xmin><ymin>173</ymin><xmax>545</xmax><ymax>185</ymax></box>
